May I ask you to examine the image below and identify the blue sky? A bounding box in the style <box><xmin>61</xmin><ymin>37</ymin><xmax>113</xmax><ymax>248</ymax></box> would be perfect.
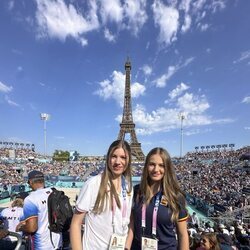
<box><xmin>0</xmin><ymin>0</ymin><xmax>249</xmax><ymax>157</ymax></box>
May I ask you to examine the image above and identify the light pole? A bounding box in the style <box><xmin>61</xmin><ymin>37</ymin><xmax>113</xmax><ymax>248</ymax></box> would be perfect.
<box><xmin>179</xmin><ymin>112</ymin><xmax>185</xmax><ymax>158</ymax></box>
<box><xmin>40</xmin><ymin>113</ymin><xmax>50</xmax><ymax>156</ymax></box>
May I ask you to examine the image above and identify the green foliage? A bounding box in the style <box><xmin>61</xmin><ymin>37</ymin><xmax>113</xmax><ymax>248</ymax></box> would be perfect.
<box><xmin>53</xmin><ymin>150</ymin><xmax>70</xmax><ymax>162</ymax></box>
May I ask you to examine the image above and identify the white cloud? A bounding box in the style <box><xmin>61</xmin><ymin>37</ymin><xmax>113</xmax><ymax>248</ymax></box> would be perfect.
<box><xmin>233</xmin><ymin>50</ymin><xmax>250</xmax><ymax>64</ymax></box>
<box><xmin>184</xmin><ymin>128</ymin><xmax>212</xmax><ymax>136</ymax></box>
<box><xmin>131</xmin><ymin>103</ymin><xmax>212</xmax><ymax>135</ymax></box>
<box><xmin>179</xmin><ymin>0</ymin><xmax>192</xmax><ymax>13</ymax></box>
<box><xmin>39</xmin><ymin>82</ymin><xmax>45</xmax><ymax>87</ymax></box>
<box><xmin>191</xmin><ymin>0</ymin><xmax>226</xmax><ymax>31</ymax></box>
<box><xmin>192</xmin><ymin>0</ymin><xmax>206</xmax><ymax>13</ymax></box>
<box><xmin>181</xmin><ymin>14</ymin><xmax>191</xmax><ymax>33</ymax></box>
<box><xmin>131</xmin><ymin>82</ymin><xmax>146</xmax><ymax>98</ymax></box>
<box><xmin>132</xmin><ymin>104</ymin><xmax>180</xmax><ymax>135</ymax></box>
<box><xmin>199</xmin><ymin>23</ymin><xmax>209</xmax><ymax>31</ymax></box>
<box><xmin>27</xmin><ymin>0</ymin><xmax>230</xmax><ymax>51</ymax></box>
<box><xmin>95</xmin><ymin>70</ymin><xmax>145</xmax><ymax>107</ymax></box>
<box><xmin>35</xmin><ymin>0</ymin><xmax>99</xmax><ymax>46</ymax></box>
<box><xmin>152</xmin><ymin>0</ymin><xmax>179</xmax><ymax>46</ymax></box>
<box><xmin>183</xmin><ymin>56</ymin><xmax>195</xmax><ymax>66</ymax></box>
<box><xmin>130</xmin><ymin>89</ymin><xmax>233</xmax><ymax>135</ymax></box>
<box><xmin>142</xmin><ymin>64</ymin><xmax>152</xmax><ymax>76</ymax></box>
<box><xmin>0</xmin><ymin>81</ymin><xmax>13</xmax><ymax>93</ymax></box>
<box><xmin>5</xmin><ymin>96</ymin><xmax>20</xmax><ymax>107</ymax></box>
<box><xmin>168</xmin><ymin>82</ymin><xmax>190</xmax><ymax>100</ymax></box>
<box><xmin>245</xmin><ymin>127</ymin><xmax>250</xmax><ymax>130</ymax></box>
<box><xmin>100</xmin><ymin>0</ymin><xmax>147</xmax><ymax>36</ymax></box>
<box><xmin>123</xmin><ymin>0</ymin><xmax>148</xmax><ymax>35</ymax></box>
<box><xmin>31</xmin><ymin>0</ymin><xmax>226</xmax><ymax>48</ymax></box>
<box><xmin>242</xmin><ymin>96</ymin><xmax>250</xmax><ymax>104</ymax></box>
<box><xmin>154</xmin><ymin>66</ymin><xmax>177</xmax><ymax>88</ymax></box>
<box><xmin>113</xmin><ymin>77</ymin><xmax>233</xmax><ymax>136</ymax></box>
<box><xmin>177</xmin><ymin>92</ymin><xmax>209</xmax><ymax>114</ymax></box>
<box><xmin>104</xmin><ymin>28</ymin><xmax>116</xmax><ymax>42</ymax></box>
<box><xmin>153</xmin><ymin>57</ymin><xmax>194</xmax><ymax>88</ymax></box>
<box><xmin>210</xmin><ymin>0</ymin><xmax>226</xmax><ymax>13</ymax></box>
<box><xmin>99</xmin><ymin>0</ymin><xmax>123</xmax><ymax>24</ymax></box>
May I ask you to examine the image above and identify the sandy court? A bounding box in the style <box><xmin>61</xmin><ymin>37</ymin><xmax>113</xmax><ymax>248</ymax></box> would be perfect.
<box><xmin>57</xmin><ymin>187</ymin><xmax>81</xmax><ymax>206</ymax></box>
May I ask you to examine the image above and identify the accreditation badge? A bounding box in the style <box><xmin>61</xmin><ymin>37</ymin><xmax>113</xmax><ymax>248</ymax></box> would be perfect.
<box><xmin>108</xmin><ymin>234</ymin><xmax>126</xmax><ymax>250</ymax></box>
<box><xmin>141</xmin><ymin>236</ymin><xmax>158</xmax><ymax>250</ymax></box>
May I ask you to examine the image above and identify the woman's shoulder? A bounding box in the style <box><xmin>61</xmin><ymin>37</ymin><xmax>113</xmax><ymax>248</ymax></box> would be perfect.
<box><xmin>84</xmin><ymin>174</ymin><xmax>102</xmax><ymax>186</ymax></box>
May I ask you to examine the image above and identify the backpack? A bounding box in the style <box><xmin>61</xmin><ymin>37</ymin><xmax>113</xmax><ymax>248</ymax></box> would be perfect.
<box><xmin>47</xmin><ymin>187</ymin><xmax>73</xmax><ymax>233</ymax></box>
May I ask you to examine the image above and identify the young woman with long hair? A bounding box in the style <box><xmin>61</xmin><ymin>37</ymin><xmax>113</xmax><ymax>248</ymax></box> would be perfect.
<box><xmin>70</xmin><ymin>140</ymin><xmax>133</xmax><ymax>250</ymax></box>
<box><xmin>198</xmin><ymin>233</ymin><xmax>220</xmax><ymax>250</ymax></box>
<box><xmin>126</xmin><ymin>147</ymin><xmax>189</xmax><ymax>250</ymax></box>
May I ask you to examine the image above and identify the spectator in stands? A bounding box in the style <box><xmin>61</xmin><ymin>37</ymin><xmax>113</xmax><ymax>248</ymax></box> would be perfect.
<box><xmin>127</xmin><ymin>147</ymin><xmax>189</xmax><ymax>249</ymax></box>
<box><xmin>16</xmin><ymin>170</ymin><xmax>62</xmax><ymax>249</ymax></box>
<box><xmin>216</xmin><ymin>233</ymin><xmax>234</xmax><ymax>250</ymax></box>
<box><xmin>198</xmin><ymin>232</ymin><xmax>220</xmax><ymax>250</ymax></box>
<box><xmin>218</xmin><ymin>224</ymin><xmax>230</xmax><ymax>235</ymax></box>
<box><xmin>0</xmin><ymin>196</ymin><xmax>24</xmax><ymax>250</ymax></box>
<box><xmin>191</xmin><ymin>212</ymin><xmax>200</xmax><ymax>227</ymax></box>
<box><xmin>70</xmin><ymin>140</ymin><xmax>133</xmax><ymax>250</ymax></box>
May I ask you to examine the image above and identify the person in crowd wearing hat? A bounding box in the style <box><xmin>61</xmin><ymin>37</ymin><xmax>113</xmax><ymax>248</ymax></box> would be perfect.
<box><xmin>16</xmin><ymin>170</ymin><xmax>62</xmax><ymax>250</ymax></box>
<box><xmin>0</xmin><ymin>195</ymin><xmax>25</xmax><ymax>250</ymax></box>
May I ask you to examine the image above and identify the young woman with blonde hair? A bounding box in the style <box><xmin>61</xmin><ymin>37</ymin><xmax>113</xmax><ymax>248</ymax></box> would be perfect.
<box><xmin>126</xmin><ymin>147</ymin><xmax>189</xmax><ymax>250</ymax></box>
<box><xmin>70</xmin><ymin>140</ymin><xmax>133</xmax><ymax>250</ymax></box>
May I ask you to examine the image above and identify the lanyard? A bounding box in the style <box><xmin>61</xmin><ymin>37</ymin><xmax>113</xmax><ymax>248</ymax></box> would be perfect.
<box><xmin>142</xmin><ymin>192</ymin><xmax>161</xmax><ymax>237</ymax></box>
<box><xmin>112</xmin><ymin>176</ymin><xmax>127</xmax><ymax>233</ymax></box>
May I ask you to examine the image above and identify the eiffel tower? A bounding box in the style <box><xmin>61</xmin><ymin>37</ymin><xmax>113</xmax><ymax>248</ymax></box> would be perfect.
<box><xmin>117</xmin><ymin>58</ymin><xmax>145</xmax><ymax>161</ymax></box>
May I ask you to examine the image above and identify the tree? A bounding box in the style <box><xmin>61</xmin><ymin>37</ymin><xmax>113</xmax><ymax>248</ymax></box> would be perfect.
<box><xmin>52</xmin><ymin>150</ymin><xmax>70</xmax><ymax>162</ymax></box>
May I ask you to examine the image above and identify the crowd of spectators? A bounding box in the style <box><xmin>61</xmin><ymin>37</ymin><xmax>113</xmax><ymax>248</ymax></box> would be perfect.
<box><xmin>187</xmin><ymin>217</ymin><xmax>250</xmax><ymax>249</ymax></box>
<box><xmin>175</xmin><ymin>147</ymin><xmax>250</xmax><ymax>213</ymax></box>
<box><xmin>0</xmin><ymin>146</ymin><xmax>249</xmax><ymax>215</ymax></box>
<box><xmin>0</xmin><ymin>147</ymin><xmax>39</xmax><ymax>159</ymax></box>
<box><xmin>0</xmin><ymin>145</ymin><xmax>249</xmax><ymax>249</ymax></box>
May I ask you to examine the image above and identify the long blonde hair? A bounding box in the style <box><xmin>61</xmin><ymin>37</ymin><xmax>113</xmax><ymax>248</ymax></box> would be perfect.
<box><xmin>93</xmin><ymin>140</ymin><xmax>132</xmax><ymax>214</ymax></box>
<box><xmin>139</xmin><ymin>147</ymin><xmax>186</xmax><ymax>222</ymax></box>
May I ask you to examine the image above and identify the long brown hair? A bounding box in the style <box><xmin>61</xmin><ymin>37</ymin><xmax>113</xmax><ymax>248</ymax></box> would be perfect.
<box><xmin>201</xmin><ymin>233</ymin><xmax>221</xmax><ymax>250</ymax></box>
<box><xmin>139</xmin><ymin>147</ymin><xmax>186</xmax><ymax>222</ymax></box>
<box><xmin>93</xmin><ymin>140</ymin><xmax>132</xmax><ymax>214</ymax></box>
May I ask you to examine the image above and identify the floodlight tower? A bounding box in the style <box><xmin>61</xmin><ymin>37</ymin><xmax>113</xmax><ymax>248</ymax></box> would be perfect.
<box><xmin>179</xmin><ymin>112</ymin><xmax>185</xmax><ymax>158</ymax></box>
<box><xmin>40</xmin><ymin>113</ymin><xmax>50</xmax><ymax>156</ymax></box>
